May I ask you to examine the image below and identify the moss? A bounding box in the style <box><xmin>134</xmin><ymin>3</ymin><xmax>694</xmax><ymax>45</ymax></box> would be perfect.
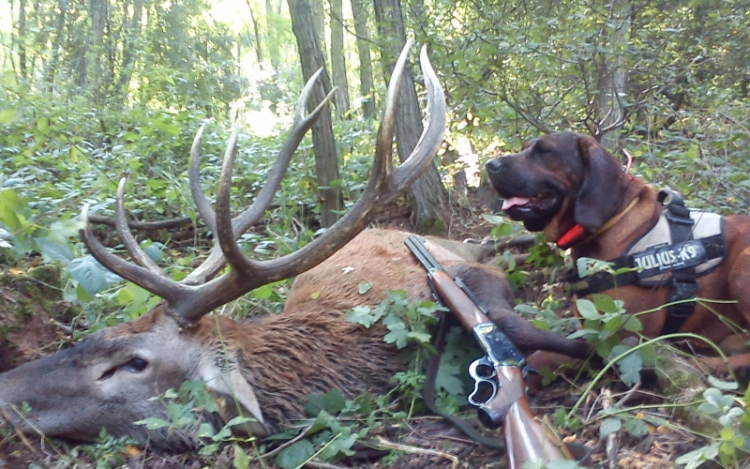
<box><xmin>0</xmin><ymin>264</ymin><xmax>66</xmax><ymax>321</ymax></box>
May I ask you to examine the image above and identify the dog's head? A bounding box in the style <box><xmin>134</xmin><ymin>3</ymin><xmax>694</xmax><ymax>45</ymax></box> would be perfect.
<box><xmin>485</xmin><ymin>131</ymin><xmax>631</xmax><ymax>241</ymax></box>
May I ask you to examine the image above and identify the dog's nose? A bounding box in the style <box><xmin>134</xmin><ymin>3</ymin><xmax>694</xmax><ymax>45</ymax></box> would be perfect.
<box><xmin>485</xmin><ymin>158</ymin><xmax>504</xmax><ymax>174</ymax></box>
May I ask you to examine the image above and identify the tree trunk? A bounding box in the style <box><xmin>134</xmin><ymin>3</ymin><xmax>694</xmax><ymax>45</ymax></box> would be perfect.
<box><xmin>265</xmin><ymin>0</ymin><xmax>281</xmax><ymax>70</ymax></box>
<box><xmin>597</xmin><ymin>0</ymin><xmax>631</xmax><ymax>150</ymax></box>
<box><xmin>350</xmin><ymin>0</ymin><xmax>376</xmax><ymax>118</ymax></box>
<box><xmin>43</xmin><ymin>0</ymin><xmax>69</xmax><ymax>91</ymax></box>
<box><xmin>373</xmin><ymin>0</ymin><xmax>448</xmax><ymax>233</ymax></box>
<box><xmin>310</xmin><ymin>0</ymin><xmax>328</xmax><ymax>66</ymax></box>
<box><xmin>329</xmin><ymin>0</ymin><xmax>350</xmax><ymax>119</ymax></box>
<box><xmin>287</xmin><ymin>0</ymin><xmax>343</xmax><ymax>228</ymax></box>
<box><xmin>79</xmin><ymin>0</ymin><xmax>106</xmax><ymax>98</ymax></box>
<box><xmin>17</xmin><ymin>0</ymin><xmax>28</xmax><ymax>80</ymax></box>
<box><xmin>115</xmin><ymin>0</ymin><xmax>142</xmax><ymax>102</ymax></box>
<box><xmin>246</xmin><ymin>0</ymin><xmax>265</xmax><ymax>66</ymax></box>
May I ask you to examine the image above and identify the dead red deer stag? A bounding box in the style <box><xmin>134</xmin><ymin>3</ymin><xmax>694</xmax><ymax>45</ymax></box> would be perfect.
<box><xmin>0</xmin><ymin>44</ymin><xmax>590</xmax><ymax>451</ymax></box>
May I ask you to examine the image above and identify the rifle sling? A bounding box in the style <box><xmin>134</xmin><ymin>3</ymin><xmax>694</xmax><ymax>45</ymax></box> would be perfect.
<box><xmin>423</xmin><ymin>313</ymin><xmax>507</xmax><ymax>450</ymax></box>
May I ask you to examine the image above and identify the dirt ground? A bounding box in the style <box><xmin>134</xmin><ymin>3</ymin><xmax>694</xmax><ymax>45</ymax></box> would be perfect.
<box><xmin>0</xmin><ymin>187</ymin><xmax>740</xmax><ymax>469</ymax></box>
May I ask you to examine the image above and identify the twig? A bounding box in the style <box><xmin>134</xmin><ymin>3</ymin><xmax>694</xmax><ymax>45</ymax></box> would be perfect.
<box><xmin>88</xmin><ymin>214</ymin><xmax>193</xmax><ymax>231</ymax></box>
<box><xmin>304</xmin><ymin>461</ymin><xmax>347</xmax><ymax>469</ymax></box>
<box><xmin>373</xmin><ymin>436</ymin><xmax>459</xmax><ymax>469</ymax></box>
<box><xmin>601</xmin><ymin>388</ymin><xmax>619</xmax><ymax>469</ymax></box>
<box><xmin>0</xmin><ymin>408</ymin><xmax>45</xmax><ymax>464</ymax></box>
<box><xmin>614</xmin><ymin>382</ymin><xmax>641</xmax><ymax>408</ymax></box>
<box><xmin>260</xmin><ymin>421</ymin><xmax>316</xmax><ymax>458</ymax></box>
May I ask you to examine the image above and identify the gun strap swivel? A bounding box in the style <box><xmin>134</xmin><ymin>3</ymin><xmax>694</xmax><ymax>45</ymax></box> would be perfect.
<box><xmin>423</xmin><ymin>313</ymin><xmax>506</xmax><ymax>450</ymax></box>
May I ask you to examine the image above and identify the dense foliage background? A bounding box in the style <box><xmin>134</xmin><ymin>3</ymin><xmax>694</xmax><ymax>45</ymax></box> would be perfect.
<box><xmin>0</xmin><ymin>0</ymin><xmax>749</xmax><ymax>467</ymax></box>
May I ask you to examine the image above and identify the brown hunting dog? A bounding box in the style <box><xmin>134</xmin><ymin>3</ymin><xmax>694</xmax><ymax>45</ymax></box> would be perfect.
<box><xmin>485</xmin><ymin>131</ymin><xmax>750</xmax><ymax>379</ymax></box>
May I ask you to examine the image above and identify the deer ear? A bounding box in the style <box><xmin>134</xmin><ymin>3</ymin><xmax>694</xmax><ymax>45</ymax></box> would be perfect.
<box><xmin>198</xmin><ymin>354</ymin><xmax>269</xmax><ymax>436</ymax></box>
<box><xmin>574</xmin><ymin>136</ymin><xmax>629</xmax><ymax>231</ymax></box>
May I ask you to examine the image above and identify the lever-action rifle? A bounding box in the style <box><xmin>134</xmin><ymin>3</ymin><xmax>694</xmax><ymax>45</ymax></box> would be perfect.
<box><xmin>405</xmin><ymin>235</ymin><xmax>571</xmax><ymax>468</ymax></box>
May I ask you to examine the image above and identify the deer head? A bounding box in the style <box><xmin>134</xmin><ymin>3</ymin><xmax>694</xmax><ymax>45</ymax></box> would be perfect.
<box><xmin>0</xmin><ymin>43</ymin><xmax>447</xmax><ymax>450</ymax></box>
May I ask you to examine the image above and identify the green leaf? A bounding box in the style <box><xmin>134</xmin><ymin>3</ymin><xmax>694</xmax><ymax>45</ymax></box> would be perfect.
<box><xmin>252</xmin><ymin>284</ymin><xmax>274</xmax><ymax>300</ymax></box>
<box><xmin>575</xmin><ymin>298</ymin><xmax>601</xmax><ymax>320</ymax></box>
<box><xmin>591</xmin><ymin>294</ymin><xmax>617</xmax><ymax>313</ymax></box>
<box><xmin>358</xmin><ymin>282</ymin><xmax>372</xmax><ymax>295</ymax></box>
<box><xmin>225</xmin><ymin>415</ymin><xmax>256</xmax><ymax>428</ymax></box>
<box><xmin>35</xmin><ymin>236</ymin><xmax>73</xmax><ymax>262</ymax></box>
<box><xmin>322</xmin><ymin>389</ymin><xmax>346</xmax><ymax>414</ymax></box>
<box><xmin>68</xmin><ymin>255</ymin><xmax>121</xmax><ymax>295</ymax></box>
<box><xmin>233</xmin><ymin>444</ymin><xmax>250</xmax><ymax>469</ymax></box>
<box><xmin>197</xmin><ymin>422</ymin><xmax>216</xmax><ymax>438</ymax></box>
<box><xmin>143</xmin><ymin>243</ymin><xmax>163</xmax><ymax>264</ymax></box>
<box><xmin>707</xmin><ymin>375</ymin><xmax>739</xmax><ymax>391</ymax></box>
<box><xmin>319</xmin><ymin>431</ymin><xmax>358</xmax><ymax>460</ymax></box>
<box><xmin>304</xmin><ymin>394</ymin><xmax>327</xmax><ymax>417</ymax></box>
<box><xmin>622</xmin><ymin>315</ymin><xmax>642</xmax><ymax>332</ymax></box>
<box><xmin>306</xmin><ymin>411</ymin><xmax>331</xmax><ymax>435</ymax></box>
<box><xmin>276</xmin><ymin>439</ymin><xmax>314</xmax><ymax>469</ymax></box>
<box><xmin>36</xmin><ymin>117</ymin><xmax>49</xmax><ymax>132</ymax></box>
<box><xmin>134</xmin><ymin>417</ymin><xmax>172</xmax><ymax>430</ymax></box>
<box><xmin>614</xmin><ymin>348</ymin><xmax>643</xmax><ymax>386</ymax></box>
<box><xmin>600</xmin><ymin>417</ymin><xmax>622</xmax><ymax>437</ymax></box>
<box><xmin>0</xmin><ymin>108</ymin><xmax>15</xmax><ymax>123</ymax></box>
<box><xmin>624</xmin><ymin>418</ymin><xmax>648</xmax><ymax>437</ymax></box>
<box><xmin>576</xmin><ymin>257</ymin><xmax>612</xmax><ymax>277</ymax></box>
<box><xmin>407</xmin><ymin>330</ymin><xmax>432</xmax><ymax>344</ymax></box>
<box><xmin>481</xmin><ymin>213</ymin><xmax>505</xmax><ymax>224</ymax></box>
<box><xmin>345</xmin><ymin>306</ymin><xmax>379</xmax><ymax>328</ymax></box>
<box><xmin>384</xmin><ymin>322</ymin><xmax>410</xmax><ymax>349</ymax></box>
<box><xmin>703</xmin><ymin>388</ymin><xmax>735</xmax><ymax>411</ymax></box>
<box><xmin>674</xmin><ymin>442</ymin><xmax>720</xmax><ymax>469</ymax></box>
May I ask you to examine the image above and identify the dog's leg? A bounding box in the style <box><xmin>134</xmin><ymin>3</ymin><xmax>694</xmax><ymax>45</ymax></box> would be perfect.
<box><xmin>727</xmin><ymin>246</ymin><xmax>750</xmax><ymax>332</ymax></box>
<box><xmin>443</xmin><ymin>262</ymin><xmax>591</xmax><ymax>359</ymax></box>
<box><xmin>695</xmin><ymin>354</ymin><xmax>750</xmax><ymax>386</ymax></box>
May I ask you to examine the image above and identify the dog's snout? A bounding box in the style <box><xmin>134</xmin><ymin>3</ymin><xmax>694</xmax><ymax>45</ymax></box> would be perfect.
<box><xmin>485</xmin><ymin>158</ymin><xmax>504</xmax><ymax>174</ymax></box>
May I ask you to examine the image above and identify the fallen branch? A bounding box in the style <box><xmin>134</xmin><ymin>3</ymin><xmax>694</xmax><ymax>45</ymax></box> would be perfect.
<box><xmin>88</xmin><ymin>214</ymin><xmax>193</xmax><ymax>231</ymax></box>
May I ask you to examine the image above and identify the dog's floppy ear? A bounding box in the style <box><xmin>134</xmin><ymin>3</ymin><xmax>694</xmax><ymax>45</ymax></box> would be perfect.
<box><xmin>574</xmin><ymin>136</ymin><xmax>630</xmax><ymax>231</ymax></box>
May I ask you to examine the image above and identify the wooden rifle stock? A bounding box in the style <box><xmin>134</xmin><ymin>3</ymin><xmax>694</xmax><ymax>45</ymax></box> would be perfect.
<box><xmin>429</xmin><ymin>271</ymin><xmax>568</xmax><ymax>468</ymax></box>
<box><xmin>404</xmin><ymin>236</ymin><xmax>572</xmax><ymax>468</ymax></box>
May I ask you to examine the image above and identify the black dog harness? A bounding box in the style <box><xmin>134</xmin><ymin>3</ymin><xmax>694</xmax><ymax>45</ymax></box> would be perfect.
<box><xmin>567</xmin><ymin>189</ymin><xmax>727</xmax><ymax>335</ymax></box>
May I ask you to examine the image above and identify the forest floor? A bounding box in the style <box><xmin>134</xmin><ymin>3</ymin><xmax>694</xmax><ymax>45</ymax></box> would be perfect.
<box><xmin>0</xmin><ymin>186</ymin><xmax>741</xmax><ymax>469</ymax></box>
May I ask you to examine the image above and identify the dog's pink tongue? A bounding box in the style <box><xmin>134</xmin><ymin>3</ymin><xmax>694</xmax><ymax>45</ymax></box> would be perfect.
<box><xmin>502</xmin><ymin>197</ymin><xmax>531</xmax><ymax>210</ymax></box>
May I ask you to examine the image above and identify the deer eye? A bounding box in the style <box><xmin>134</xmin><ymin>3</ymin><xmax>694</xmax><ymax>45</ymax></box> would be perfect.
<box><xmin>123</xmin><ymin>357</ymin><xmax>149</xmax><ymax>373</ymax></box>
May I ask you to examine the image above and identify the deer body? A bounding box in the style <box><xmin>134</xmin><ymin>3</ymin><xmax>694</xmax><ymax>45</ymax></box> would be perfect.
<box><xmin>1</xmin><ymin>230</ymin><xmax>432</xmax><ymax>448</ymax></box>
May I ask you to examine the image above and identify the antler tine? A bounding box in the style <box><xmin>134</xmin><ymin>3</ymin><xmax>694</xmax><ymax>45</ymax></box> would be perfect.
<box><xmin>190</xmin><ymin>40</ymin><xmax>445</xmax><ymax>292</ymax></box>
<box><xmin>80</xmin><ymin>204</ymin><xmax>188</xmax><ymax>304</ymax></box>
<box><xmin>114</xmin><ymin>178</ymin><xmax>164</xmax><ymax>274</ymax></box>
<box><xmin>230</xmin><ymin>68</ymin><xmax>336</xmax><ymax>235</ymax></box>
<box><xmin>189</xmin><ymin>124</ymin><xmax>218</xmax><ymax>235</ymax></box>
<box><xmin>83</xmin><ymin>42</ymin><xmax>443</xmax><ymax>326</ymax></box>
<box><xmin>388</xmin><ymin>44</ymin><xmax>446</xmax><ymax>189</ymax></box>
<box><xmin>182</xmin><ymin>72</ymin><xmax>336</xmax><ymax>285</ymax></box>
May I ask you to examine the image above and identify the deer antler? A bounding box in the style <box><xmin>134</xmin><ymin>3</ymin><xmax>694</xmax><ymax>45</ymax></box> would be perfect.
<box><xmin>80</xmin><ymin>41</ymin><xmax>445</xmax><ymax>327</ymax></box>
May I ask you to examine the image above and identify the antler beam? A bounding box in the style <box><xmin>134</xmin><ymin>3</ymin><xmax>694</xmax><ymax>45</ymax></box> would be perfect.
<box><xmin>80</xmin><ymin>41</ymin><xmax>445</xmax><ymax>327</ymax></box>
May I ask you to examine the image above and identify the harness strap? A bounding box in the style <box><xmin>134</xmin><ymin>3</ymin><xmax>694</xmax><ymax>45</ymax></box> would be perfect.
<box><xmin>659</xmin><ymin>190</ymin><xmax>698</xmax><ymax>334</ymax></box>
<box><xmin>568</xmin><ymin>190</ymin><xmax>706</xmax><ymax>333</ymax></box>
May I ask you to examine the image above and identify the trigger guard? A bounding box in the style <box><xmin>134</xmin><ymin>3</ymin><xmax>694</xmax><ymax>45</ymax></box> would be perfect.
<box><xmin>467</xmin><ymin>357</ymin><xmax>498</xmax><ymax>407</ymax></box>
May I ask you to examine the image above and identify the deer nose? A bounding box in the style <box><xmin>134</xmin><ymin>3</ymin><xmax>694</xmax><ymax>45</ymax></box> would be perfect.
<box><xmin>485</xmin><ymin>158</ymin><xmax>505</xmax><ymax>175</ymax></box>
